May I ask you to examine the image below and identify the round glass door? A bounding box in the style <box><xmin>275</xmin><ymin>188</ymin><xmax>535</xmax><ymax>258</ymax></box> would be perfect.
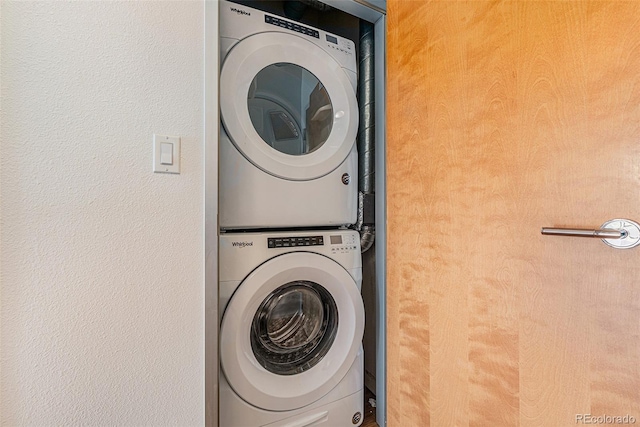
<box><xmin>251</xmin><ymin>281</ymin><xmax>338</xmax><ymax>375</ymax></box>
<box><xmin>248</xmin><ymin>63</ymin><xmax>333</xmax><ymax>156</ymax></box>
<box><xmin>219</xmin><ymin>252</ymin><xmax>364</xmax><ymax>411</ymax></box>
<box><xmin>219</xmin><ymin>33</ymin><xmax>358</xmax><ymax>180</ymax></box>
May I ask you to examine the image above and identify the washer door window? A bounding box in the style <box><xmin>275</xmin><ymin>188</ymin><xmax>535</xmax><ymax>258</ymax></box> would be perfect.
<box><xmin>220</xmin><ymin>253</ymin><xmax>364</xmax><ymax>411</ymax></box>
<box><xmin>220</xmin><ymin>32</ymin><xmax>358</xmax><ymax>181</ymax></box>
<box><xmin>251</xmin><ymin>281</ymin><xmax>338</xmax><ymax>375</ymax></box>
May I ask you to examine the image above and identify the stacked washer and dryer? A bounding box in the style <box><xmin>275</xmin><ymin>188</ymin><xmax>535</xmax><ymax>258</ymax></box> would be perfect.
<box><xmin>218</xmin><ymin>1</ymin><xmax>365</xmax><ymax>426</ymax></box>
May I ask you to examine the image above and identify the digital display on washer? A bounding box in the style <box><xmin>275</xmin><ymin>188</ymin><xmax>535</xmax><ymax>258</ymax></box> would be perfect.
<box><xmin>326</xmin><ymin>35</ymin><xmax>338</xmax><ymax>44</ymax></box>
<box><xmin>330</xmin><ymin>235</ymin><xmax>342</xmax><ymax>244</ymax></box>
<box><xmin>268</xmin><ymin>236</ymin><xmax>324</xmax><ymax>248</ymax></box>
<box><xmin>264</xmin><ymin>15</ymin><xmax>319</xmax><ymax>38</ymax></box>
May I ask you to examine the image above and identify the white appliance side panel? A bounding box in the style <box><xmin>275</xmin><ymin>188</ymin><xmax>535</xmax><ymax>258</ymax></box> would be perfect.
<box><xmin>219</xmin><ymin>133</ymin><xmax>358</xmax><ymax>230</ymax></box>
<box><xmin>344</xmin><ymin>69</ymin><xmax>357</xmax><ymax>92</ymax></box>
<box><xmin>219</xmin><ymin>36</ymin><xmax>239</xmax><ymax>60</ymax></box>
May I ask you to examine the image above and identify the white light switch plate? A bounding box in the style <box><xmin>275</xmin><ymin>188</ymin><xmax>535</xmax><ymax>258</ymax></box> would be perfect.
<box><xmin>153</xmin><ymin>134</ymin><xmax>180</xmax><ymax>174</ymax></box>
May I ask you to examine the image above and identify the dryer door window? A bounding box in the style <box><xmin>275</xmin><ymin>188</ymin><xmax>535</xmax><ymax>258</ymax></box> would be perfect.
<box><xmin>251</xmin><ymin>281</ymin><xmax>338</xmax><ymax>375</ymax></box>
<box><xmin>220</xmin><ymin>32</ymin><xmax>358</xmax><ymax>181</ymax></box>
<box><xmin>248</xmin><ymin>63</ymin><xmax>333</xmax><ymax>156</ymax></box>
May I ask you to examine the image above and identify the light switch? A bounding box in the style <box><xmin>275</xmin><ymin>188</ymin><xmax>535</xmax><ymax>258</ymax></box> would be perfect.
<box><xmin>153</xmin><ymin>134</ymin><xmax>180</xmax><ymax>174</ymax></box>
<box><xmin>160</xmin><ymin>143</ymin><xmax>173</xmax><ymax>165</ymax></box>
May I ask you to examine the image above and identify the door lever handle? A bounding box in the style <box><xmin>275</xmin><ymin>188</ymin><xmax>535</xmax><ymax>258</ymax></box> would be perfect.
<box><xmin>540</xmin><ymin>227</ymin><xmax>626</xmax><ymax>239</ymax></box>
<box><xmin>541</xmin><ymin>218</ymin><xmax>640</xmax><ymax>249</ymax></box>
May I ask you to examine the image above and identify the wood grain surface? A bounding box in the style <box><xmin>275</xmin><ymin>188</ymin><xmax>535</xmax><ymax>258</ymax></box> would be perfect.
<box><xmin>386</xmin><ymin>1</ymin><xmax>640</xmax><ymax>426</ymax></box>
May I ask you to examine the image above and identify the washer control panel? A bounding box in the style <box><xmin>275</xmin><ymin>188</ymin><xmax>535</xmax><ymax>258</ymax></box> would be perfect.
<box><xmin>268</xmin><ymin>235</ymin><xmax>323</xmax><ymax>248</ymax></box>
<box><xmin>330</xmin><ymin>233</ymin><xmax>358</xmax><ymax>254</ymax></box>
<box><xmin>265</xmin><ymin>232</ymin><xmax>359</xmax><ymax>253</ymax></box>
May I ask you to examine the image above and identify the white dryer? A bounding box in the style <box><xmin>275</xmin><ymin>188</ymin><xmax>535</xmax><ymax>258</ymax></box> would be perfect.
<box><xmin>219</xmin><ymin>0</ymin><xmax>359</xmax><ymax>229</ymax></box>
<box><xmin>219</xmin><ymin>230</ymin><xmax>364</xmax><ymax>426</ymax></box>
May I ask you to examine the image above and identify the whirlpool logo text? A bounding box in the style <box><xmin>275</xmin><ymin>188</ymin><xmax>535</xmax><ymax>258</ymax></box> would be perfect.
<box><xmin>230</xmin><ymin>7</ymin><xmax>250</xmax><ymax>16</ymax></box>
<box><xmin>232</xmin><ymin>241</ymin><xmax>254</xmax><ymax>248</ymax></box>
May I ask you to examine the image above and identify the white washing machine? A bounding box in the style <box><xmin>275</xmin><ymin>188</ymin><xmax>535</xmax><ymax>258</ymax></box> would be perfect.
<box><xmin>219</xmin><ymin>0</ymin><xmax>359</xmax><ymax>230</ymax></box>
<box><xmin>219</xmin><ymin>229</ymin><xmax>364</xmax><ymax>426</ymax></box>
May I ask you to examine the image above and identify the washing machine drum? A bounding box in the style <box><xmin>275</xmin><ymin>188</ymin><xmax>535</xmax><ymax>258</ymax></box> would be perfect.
<box><xmin>220</xmin><ymin>253</ymin><xmax>364</xmax><ymax>411</ymax></box>
<box><xmin>220</xmin><ymin>32</ymin><xmax>359</xmax><ymax>181</ymax></box>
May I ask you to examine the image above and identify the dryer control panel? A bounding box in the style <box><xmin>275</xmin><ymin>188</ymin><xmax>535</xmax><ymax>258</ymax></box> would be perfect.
<box><xmin>219</xmin><ymin>0</ymin><xmax>357</xmax><ymax>74</ymax></box>
<box><xmin>265</xmin><ymin>15</ymin><xmax>319</xmax><ymax>39</ymax></box>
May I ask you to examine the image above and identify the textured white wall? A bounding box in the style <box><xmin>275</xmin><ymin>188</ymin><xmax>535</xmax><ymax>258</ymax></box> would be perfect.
<box><xmin>1</xmin><ymin>1</ymin><xmax>205</xmax><ymax>425</ymax></box>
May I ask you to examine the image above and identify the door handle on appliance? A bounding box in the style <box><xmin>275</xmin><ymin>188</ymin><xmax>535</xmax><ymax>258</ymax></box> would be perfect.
<box><xmin>541</xmin><ymin>218</ymin><xmax>640</xmax><ymax>249</ymax></box>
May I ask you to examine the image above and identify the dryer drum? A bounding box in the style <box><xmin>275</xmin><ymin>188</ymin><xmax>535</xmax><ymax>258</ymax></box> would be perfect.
<box><xmin>247</xmin><ymin>62</ymin><xmax>333</xmax><ymax>156</ymax></box>
<box><xmin>251</xmin><ymin>281</ymin><xmax>339</xmax><ymax>375</ymax></box>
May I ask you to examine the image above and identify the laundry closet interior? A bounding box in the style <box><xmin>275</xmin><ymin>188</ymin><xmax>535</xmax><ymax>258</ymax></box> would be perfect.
<box><xmin>213</xmin><ymin>1</ymin><xmax>387</xmax><ymax>426</ymax></box>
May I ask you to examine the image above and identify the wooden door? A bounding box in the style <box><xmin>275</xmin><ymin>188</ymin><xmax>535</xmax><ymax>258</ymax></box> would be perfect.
<box><xmin>387</xmin><ymin>1</ymin><xmax>640</xmax><ymax>425</ymax></box>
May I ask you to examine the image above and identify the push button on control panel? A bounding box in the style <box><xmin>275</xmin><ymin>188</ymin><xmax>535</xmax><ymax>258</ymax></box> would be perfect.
<box><xmin>268</xmin><ymin>236</ymin><xmax>324</xmax><ymax>248</ymax></box>
<box><xmin>329</xmin><ymin>234</ymin><xmax>358</xmax><ymax>253</ymax></box>
<box><xmin>265</xmin><ymin>15</ymin><xmax>319</xmax><ymax>38</ymax></box>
